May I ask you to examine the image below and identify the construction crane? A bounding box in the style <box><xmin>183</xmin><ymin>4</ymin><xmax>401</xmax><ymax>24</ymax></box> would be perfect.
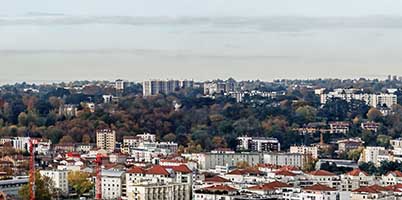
<box><xmin>29</xmin><ymin>139</ymin><xmax>37</xmax><ymax>200</ymax></box>
<box><xmin>95</xmin><ymin>154</ymin><xmax>106</xmax><ymax>200</ymax></box>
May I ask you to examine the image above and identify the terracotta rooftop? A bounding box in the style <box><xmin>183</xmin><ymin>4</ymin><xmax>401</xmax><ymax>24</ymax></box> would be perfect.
<box><xmin>205</xmin><ymin>176</ymin><xmax>231</xmax><ymax>183</ymax></box>
<box><xmin>309</xmin><ymin>170</ymin><xmax>336</xmax><ymax>176</ymax></box>
<box><xmin>145</xmin><ymin>165</ymin><xmax>170</xmax><ymax>176</ymax></box>
<box><xmin>386</xmin><ymin>170</ymin><xmax>402</xmax><ymax>177</ymax></box>
<box><xmin>127</xmin><ymin>166</ymin><xmax>146</xmax><ymax>174</ymax></box>
<box><xmin>304</xmin><ymin>184</ymin><xmax>337</xmax><ymax>191</ymax></box>
<box><xmin>204</xmin><ymin>185</ymin><xmax>237</xmax><ymax>192</ymax></box>
<box><xmin>275</xmin><ymin>170</ymin><xmax>297</xmax><ymax>177</ymax></box>
<box><xmin>227</xmin><ymin>168</ymin><xmax>261</xmax><ymax>175</ymax></box>
<box><xmin>248</xmin><ymin>181</ymin><xmax>291</xmax><ymax>191</ymax></box>
<box><xmin>164</xmin><ymin>165</ymin><xmax>192</xmax><ymax>174</ymax></box>
<box><xmin>353</xmin><ymin>185</ymin><xmax>388</xmax><ymax>193</ymax></box>
<box><xmin>347</xmin><ymin>168</ymin><xmax>369</xmax><ymax>176</ymax></box>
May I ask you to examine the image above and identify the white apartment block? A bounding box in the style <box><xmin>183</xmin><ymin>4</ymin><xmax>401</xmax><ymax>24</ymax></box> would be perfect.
<box><xmin>101</xmin><ymin>170</ymin><xmax>125</xmax><ymax>200</ymax></box>
<box><xmin>391</xmin><ymin>138</ymin><xmax>402</xmax><ymax>149</ymax></box>
<box><xmin>115</xmin><ymin>79</ymin><xmax>126</xmax><ymax>90</ymax></box>
<box><xmin>320</xmin><ymin>89</ymin><xmax>397</xmax><ymax>108</ymax></box>
<box><xmin>263</xmin><ymin>152</ymin><xmax>306</xmax><ymax>168</ymax></box>
<box><xmin>96</xmin><ymin>129</ymin><xmax>116</xmax><ymax>152</ymax></box>
<box><xmin>237</xmin><ymin>136</ymin><xmax>280</xmax><ymax>152</ymax></box>
<box><xmin>39</xmin><ymin>170</ymin><xmax>69</xmax><ymax>195</ymax></box>
<box><xmin>200</xmin><ymin>152</ymin><xmax>262</xmax><ymax>170</ymax></box>
<box><xmin>359</xmin><ymin>146</ymin><xmax>387</xmax><ymax>166</ymax></box>
<box><xmin>143</xmin><ymin>80</ymin><xmax>193</xmax><ymax>96</ymax></box>
<box><xmin>290</xmin><ymin>145</ymin><xmax>318</xmax><ymax>159</ymax></box>
<box><xmin>127</xmin><ymin>182</ymin><xmax>191</xmax><ymax>200</ymax></box>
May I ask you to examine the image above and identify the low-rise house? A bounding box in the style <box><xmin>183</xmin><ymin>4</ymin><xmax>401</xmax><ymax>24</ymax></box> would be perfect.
<box><xmin>361</xmin><ymin>121</ymin><xmax>381</xmax><ymax>132</ymax></box>
<box><xmin>351</xmin><ymin>185</ymin><xmax>394</xmax><ymax>200</ymax></box>
<box><xmin>194</xmin><ymin>185</ymin><xmax>240</xmax><ymax>200</ymax></box>
<box><xmin>341</xmin><ymin>169</ymin><xmax>375</xmax><ymax>191</ymax></box>
<box><xmin>308</xmin><ymin>170</ymin><xmax>341</xmax><ymax>189</ymax></box>
<box><xmin>329</xmin><ymin>122</ymin><xmax>350</xmax><ymax>134</ymax></box>
<box><xmin>381</xmin><ymin>171</ymin><xmax>402</xmax><ymax>186</ymax></box>
<box><xmin>337</xmin><ymin>138</ymin><xmax>364</xmax><ymax>153</ymax></box>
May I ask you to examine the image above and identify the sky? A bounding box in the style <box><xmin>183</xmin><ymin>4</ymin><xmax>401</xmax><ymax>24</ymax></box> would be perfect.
<box><xmin>1</xmin><ymin>0</ymin><xmax>402</xmax><ymax>84</ymax></box>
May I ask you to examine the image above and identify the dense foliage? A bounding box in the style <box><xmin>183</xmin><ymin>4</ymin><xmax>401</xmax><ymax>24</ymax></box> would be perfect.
<box><xmin>1</xmin><ymin>79</ymin><xmax>402</xmax><ymax>152</ymax></box>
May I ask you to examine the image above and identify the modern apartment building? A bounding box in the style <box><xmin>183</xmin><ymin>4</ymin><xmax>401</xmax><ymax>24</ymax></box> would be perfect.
<box><xmin>96</xmin><ymin>129</ymin><xmax>116</xmax><ymax>152</ymax></box>
<box><xmin>143</xmin><ymin>80</ymin><xmax>194</xmax><ymax>96</ymax></box>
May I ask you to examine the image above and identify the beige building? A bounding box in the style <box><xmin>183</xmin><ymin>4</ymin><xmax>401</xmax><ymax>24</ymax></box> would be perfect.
<box><xmin>290</xmin><ymin>145</ymin><xmax>318</xmax><ymax>159</ymax></box>
<box><xmin>96</xmin><ymin>129</ymin><xmax>116</xmax><ymax>152</ymax></box>
<box><xmin>127</xmin><ymin>182</ymin><xmax>191</xmax><ymax>200</ymax></box>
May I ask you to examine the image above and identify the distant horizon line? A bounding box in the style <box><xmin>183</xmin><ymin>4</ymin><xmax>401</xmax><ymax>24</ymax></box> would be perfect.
<box><xmin>0</xmin><ymin>75</ymin><xmax>399</xmax><ymax>86</ymax></box>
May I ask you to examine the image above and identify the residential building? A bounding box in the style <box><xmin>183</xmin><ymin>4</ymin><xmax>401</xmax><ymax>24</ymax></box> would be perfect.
<box><xmin>329</xmin><ymin>122</ymin><xmax>350</xmax><ymax>134</ymax></box>
<box><xmin>101</xmin><ymin>170</ymin><xmax>125</xmax><ymax>200</ymax></box>
<box><xmin>320</xmin><ymin>89</ymin><xmax>397</xmax><ymax>108</ymax></box>
<box><xmin>125</xmin><ymin>165</ymin><xmax>192</xmax><ymax>200</ymax></box>
<box><xmin>296</xmin><ymin>184</ymin><xmax>339</xmax><ymax>200</ymax></box>
<box><xmin>143</xmin><ymin>80</ymin><xmax>194</xmax><ymax>96</ymax></box>
<box><xmin>237</xmin><ymin>136</ymin><xmax>280</xmax><ymax>152</ymax></box>
<box><xmin>39</xmin><ymin>170</ymin><xmax>69</xmax><ymax>195</ymax></box>
<box><xmin>341</xmin><ymin>169</ymin><xmax>375</xmax><ymax>191</ymax></box>
<box><xmin>337</xmin><ymin>138</ymin><xmax>364</xmax><ymax>153</ymax></box>
<box><xmin>96</xmin><ymin>129</ymin><xmax>116</xmax><ymax>152</ymax></box>
<box><xmin>200</xmin><ymin>152</ymin><xmax>262</xmax><ymax>170</ymax></box>
<box><xmin>263</xmin><ymin>153</ymin><xmax>306</xmax><ymax>168</ymax></box>
<box><xmin>361</xmin><ymin>121</ymin><xmax>381</xmax><ymax>132</ymax></box>
<box><xmin>58</xmin><ymin>104</ymin><xmax>78</xmax><ymax>117</ymax></box>
<box><xmin>115</xmin><ymin>79</ymin><xmax>127</xmax><ymax>91</ymax></box>
<box><xmin>359</xmin><ymin>146</ymin><xmax>387</xmax><ymax>166</ymax></box>
<box><xmin>391</xmin><ymin>138</ymin><xmax>402</xmax><ymax>149</ymax></box>
<box><xmin>290</xmin><ymin>145</ymin><xmax>318</xmax><ymax>159</ymax></box>
<box><xmin>351</xmin><ymin>185</ymin><xmax>395</xmax><ymax>200</ymax></box>
<box><xmin>194</xmin><ymin>185</ymin><xmax>240</xmax><ymax>200</ymax></box>
<box><xmin>381</xmin><ymin>171</ymin><xmax>402</xmax><ymax>186</ymax></box>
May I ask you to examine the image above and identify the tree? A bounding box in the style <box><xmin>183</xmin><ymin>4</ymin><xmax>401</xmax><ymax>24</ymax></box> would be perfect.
<box><xmin>376</xmin><ymin>134</ymin><xmax>391</xmax><ymax>148</ymax></box>
<box><xmin>367</xmin><ymin>108</ymin><xmax>383</xmax><ymax>122</ymax></box>
<box><xmin>295</xmin><ymin>105</ymin><xmax>317</xmax><ymax>123</ymax></box>
<box><xmin>347</xmin><ymin>148</ymin><xmax>363</xmax><ymax>161</ymax></box>
<box><xmin>82</xmin><ymin>134</ymin><xmax>91</xmax><ymax>144</ymax></box>
<box><xmin>68</xmin><ymin>171</ymin><xmax>94</xmax><ymax>197</ymax></box>
<box><xmin>236</xmin><ymin>161</ymin><xmax>250</xmax><ymax>169</ymax></box>
<box><xmin>19</xmin><ymin>171</ymin><xmax>53</xmax><ymax>200</ymax></box>
<box><xmin>59</xmin><ymin>135</ymin><xmax>75</xmax><ymax>144</ymax></box>
<box><xmin>163</xmin><ymin>133</ymin><xmax>176</xmax><ymax>142</ymax></box>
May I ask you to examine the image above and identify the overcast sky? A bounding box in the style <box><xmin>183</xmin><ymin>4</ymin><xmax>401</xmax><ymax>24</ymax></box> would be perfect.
<box><xmin>1</xmin><ymin>0</ymin><xmax>402</xmax><ymax>84</ymax></box>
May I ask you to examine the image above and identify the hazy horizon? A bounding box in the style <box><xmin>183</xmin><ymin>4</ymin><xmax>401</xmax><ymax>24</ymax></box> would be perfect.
<box><xmin>1</xmin><ymin>0</ymin><xmax>402</xmax><ymax>84</ymax></box>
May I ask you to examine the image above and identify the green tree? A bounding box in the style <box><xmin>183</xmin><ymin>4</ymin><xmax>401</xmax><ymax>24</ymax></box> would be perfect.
<box><xmin>19</xmin><ymin>172</ymin><xmax>53</xmax><ymax>200</ymax></box>
<box><xmin>367</xmin><ymin>108</ymin><xmax>383</xmax><ymax>122</ymax></box>
<box><xmin>295</xmin><ymin>105</ymin><xmax>318</xmax><ymax>123</ymax></box>
<box><xmin>68</xmin><ymin>171</ymin><xmax>94</xmax><ymax>197</ymax></box>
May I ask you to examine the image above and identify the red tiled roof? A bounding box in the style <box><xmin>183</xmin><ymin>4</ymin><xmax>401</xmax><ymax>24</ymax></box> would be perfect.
<box><xmin>347</xmin><ymin>168</ymin><xmax>369</xmax><ymax>176</ymax></box>
<box><xmin>275</xmin><ymin>170</ymin><xmax>296</xmax><ymax>176</ymax></box>
<box><xmin>353</xmin><ymin>185</ymin><xmax>387</xmax><ymax>193</ymax></box>
<box><xmin>146</xmin><ymin>165</ymin><xmax>170</xmax><ymax>176</ymax></box>
<box><xmin>248</xmin><ymin>181</ymin><xmax>291</xmax><ymax>191</ymax></box>
<box><xmin>204</xmin><ymin>185</ymin><xmax>237</xmax><ymax>192</ymax></box>
<box><xmin>304</xmin><ymin>184</ymin><xmax>337</xmax><ymax>191</ymax></box>
<box><xmin>127</xmin><ymin>166</ymin><xmax>146</xmax><ymax>174</ymax></box>
<box><xmin>309</xmin><ymin>170</ymin><xmax>336</xmax><ymax>176</ymax></box>
<box><xmin>164</xmin><ymin>165</ymin><xmax>192</xmax><ymax>174</ymax></box>
<box><xmin>280</xmin><ymin>166</ymin><xmax>299</xmax><ymax>171</ymax></box>
<box><xmin>386</xmin><ymin>171</ymin><xmax>402</xmax><ymax>177</ymax></box>
<box><xmin>205</xmin><ymin>176</ymin><xmax>231</xmax><ymax>183</ymax></box>
<box><xmin>227</xmin><ymin>168</ymin><xmax>261</xmax><ymax>175</ymax></box>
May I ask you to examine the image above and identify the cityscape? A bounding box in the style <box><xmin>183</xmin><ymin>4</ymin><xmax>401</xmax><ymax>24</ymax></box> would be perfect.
<box><xmin>3</xmin><ymin>0</ymin><xmax>402</xmax><ymax>200</ymax></box>
<box><xmin>1</xmin><ymin>78</ymin><xmax>402</xmax><ymax>200</ymax></box>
